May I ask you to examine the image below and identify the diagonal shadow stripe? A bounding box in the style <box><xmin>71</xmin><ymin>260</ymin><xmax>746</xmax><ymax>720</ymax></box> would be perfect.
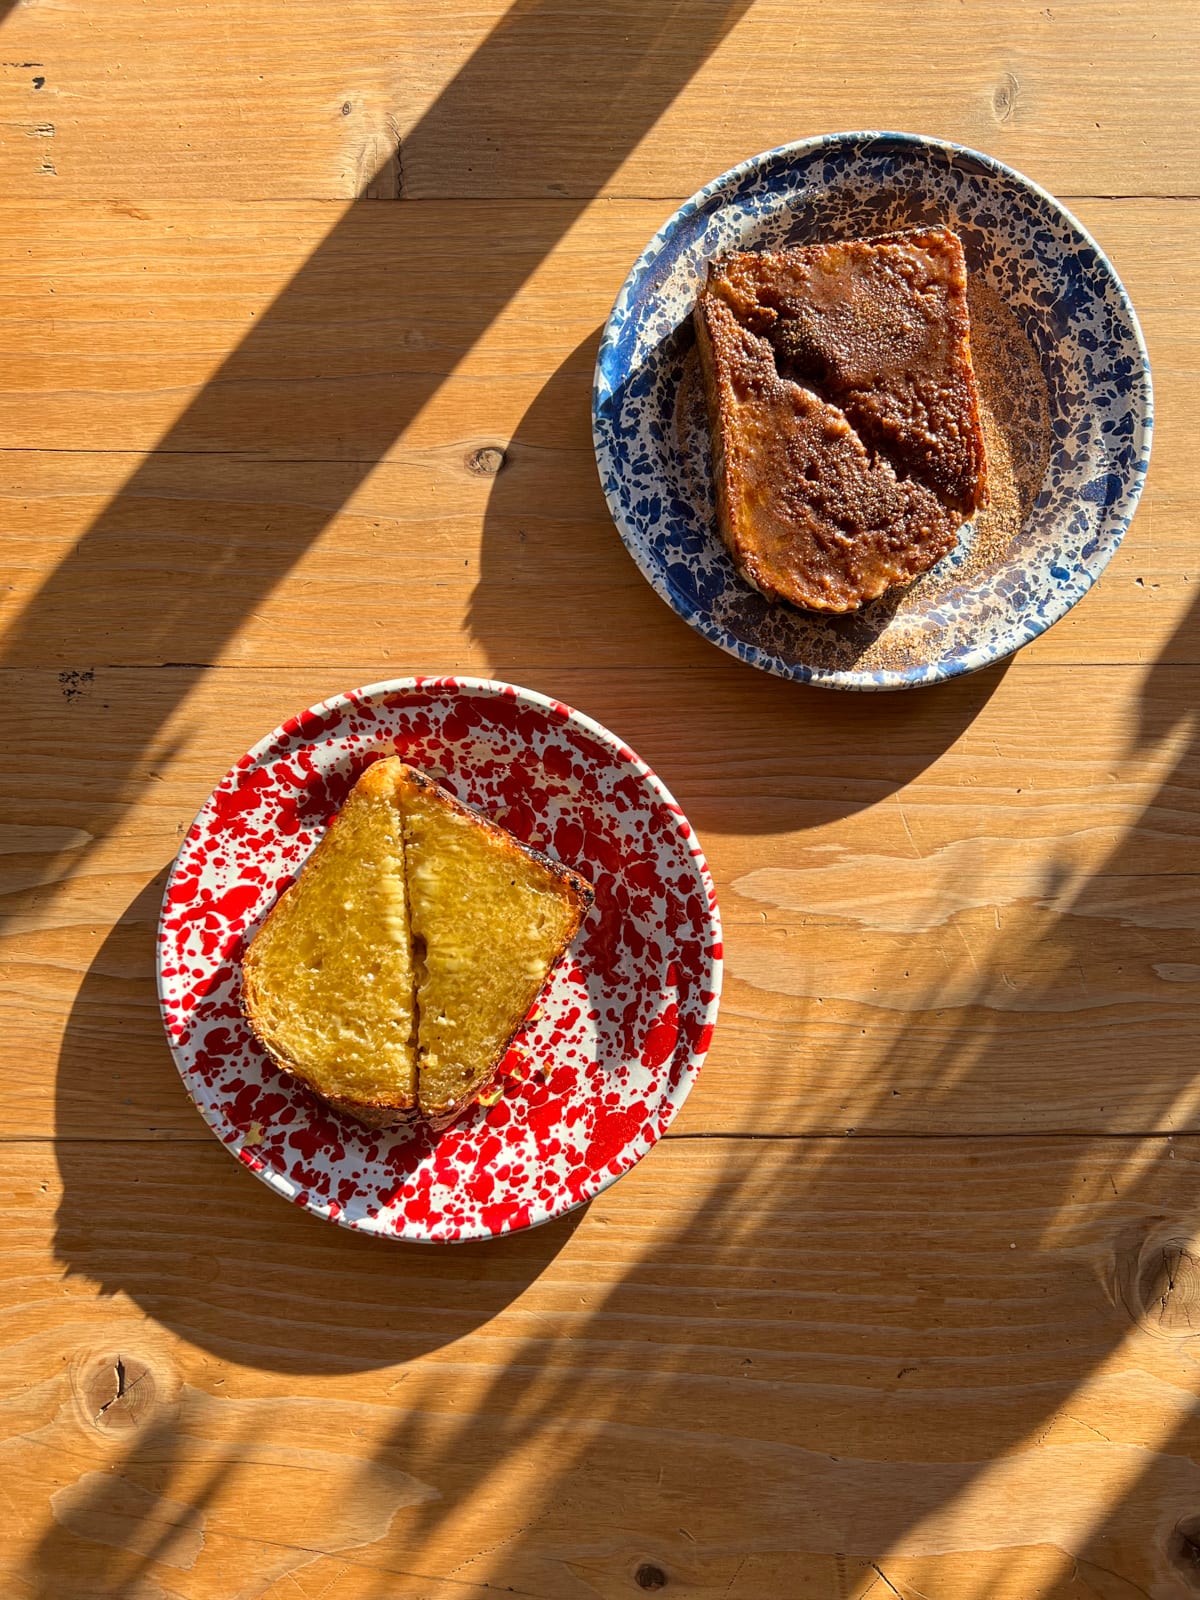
<box><xmin>0</xmin><ymin>0</ymin><xmax>753</xmax><ymax>934</ymax></box>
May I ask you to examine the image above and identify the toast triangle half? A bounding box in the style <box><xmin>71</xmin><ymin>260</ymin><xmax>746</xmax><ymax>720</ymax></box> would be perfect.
<box><xmin>395</xmin><ymin>764</ymin><xmax>595</xmax><ymax>1127</ymax></box>
<box><xmin>241</xmin><ymin>758</ymin><xmax>417</xmax><ymax>1126</ymax></box>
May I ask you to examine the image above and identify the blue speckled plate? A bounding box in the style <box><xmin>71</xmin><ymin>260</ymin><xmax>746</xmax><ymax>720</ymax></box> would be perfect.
<box><xmin>592</xmin><ymin>131</ymin><xmax>1153</xmax><ymax>691</ymax></box>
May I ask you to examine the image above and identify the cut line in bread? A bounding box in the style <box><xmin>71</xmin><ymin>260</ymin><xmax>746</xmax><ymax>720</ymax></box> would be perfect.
<box><xmin>242</xmin><ymin>758</ymin><xmax>594</xmax><ymax>1129</ymax></box>
<box><xmin>694</xmin><ymin>227</ymin><xmax>989</xmax><ymax>613</ymax></box>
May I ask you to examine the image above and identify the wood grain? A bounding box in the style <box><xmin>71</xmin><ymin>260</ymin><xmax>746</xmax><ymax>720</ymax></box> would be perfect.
<box><xmin>3</xmin><ymin>197</ymin><xmax>1182</xmax><ymax>455</ymax></box>
<box><xmin>0</xmin><ymin>447</ymin><xmax>1189</xmax><ymax>671</ymax></box>
<box><xmin>1</xmin><ymin>1</ymin><xmax>1196</xmax><ymax>200</ymax></box>
<box><xmin>3</xmin><ymin>661</ymin><xmax>1200</xmax><ymax>1141</ymax></box>
<box><xmin>0</xmin><ymin>198</ymin><xmax>1190</xmax><ymax>672</ymax></box>
<box><xmin>5</xmin><ymin>1134</ymin><xmax>1200</xmax><ymax>1598</ymax></box>
<box><xmin>3</xmin><ymin>0</ymin><xmax>1199</xmax><ymax>1593</ymax></box>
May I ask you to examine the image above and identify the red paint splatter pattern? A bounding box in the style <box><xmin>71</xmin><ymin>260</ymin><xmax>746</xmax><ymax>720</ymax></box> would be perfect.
<box><xmin>157</xmin><ymin>678</ymin><xmax>722</xmax><ymax>1243</ymax></box>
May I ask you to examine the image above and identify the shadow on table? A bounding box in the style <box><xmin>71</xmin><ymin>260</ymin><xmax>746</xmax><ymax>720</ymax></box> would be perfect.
<box><xmin>304</xmin><ymin>587</ymin><xmax>1198</xmax><ymax>1596</ymax></box>
<box><xmin>35</xmin><ymin>497</ymin><xmax>1198</xmax><ymax>1597</ymax></box>
<box><xmin>16</xmin><ymin>0</ymin><xmax>1195</xmax><ymax>1591</ymax></box>
<box><xmin>0</xmin><ymin>0</ymin><xmax>756</xmax><ymax>938</ymax></box>
<box><xmin>8</xmin><ymin>0</ymin><xmax>760</xmax><ymax>1382</ymax></box>
<box><xmin>467</xmin><ymin>329</ymin><xmax>1014</xmax><ymax>836</ymax></box>
<box><xmin>54</xmin><ymin>874</ymin><xmax>588</xmax><ymax>1365</ymax></box>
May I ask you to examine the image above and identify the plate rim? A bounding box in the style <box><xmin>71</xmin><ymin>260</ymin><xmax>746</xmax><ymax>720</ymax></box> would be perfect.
<box><xmin>592</xmin><ymin>128</ymin><xmax>1154</xmax><ymax>692</ymax></box>
<box><xmin>155</xmin><ymin>674</ymin><xmax>724</xmax><ymax>1244</ymax></box>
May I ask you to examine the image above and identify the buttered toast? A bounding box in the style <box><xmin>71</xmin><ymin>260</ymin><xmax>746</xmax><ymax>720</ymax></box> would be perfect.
<box><xmin>240</xmin><ymin>758</ymin><xmax>418</xmax><ymax>1126</ymax></box>
<box><xmin>241</xmin><ymin>758</ymin><xmax>594</xmax><ymax>1129</ymax></box>
<box><xmin>397</xmin><ymin>764</ymin><xmax>593</xmax><ymax>1126</ymax></box>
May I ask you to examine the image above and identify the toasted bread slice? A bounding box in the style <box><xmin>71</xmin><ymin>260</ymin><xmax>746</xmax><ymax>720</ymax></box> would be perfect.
<box><xmin>395</xmin><ymin>765</ymin><xmax>595</xmax><ymax>1127</ymax></box>
<box><xmin>695</xmin><ymin>227</ymin><xmax>988</xmax><ymax>612</ymax></box>
<box><xmin>242</xmin><ymin>757</ymin><xmax>594</xmax><ymax>1131</ymax></box>
<box><xmin>241</xmin><ymin>758</ymin><xmax>417</xmax><ymax>1126</ymax></box>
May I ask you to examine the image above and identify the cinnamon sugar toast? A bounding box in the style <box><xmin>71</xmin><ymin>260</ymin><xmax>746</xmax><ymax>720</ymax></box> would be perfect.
<box><xmin>694</xmin><ymin>227</ymin><xmax>989</xmax><ymax>613</ymax></box>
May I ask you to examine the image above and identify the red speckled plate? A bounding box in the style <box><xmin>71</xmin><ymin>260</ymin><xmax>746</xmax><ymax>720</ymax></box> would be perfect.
<box><xmin>156</xmin><ymin>678</ymin><xmax>723</xmax><ymax>1243</ymax></box>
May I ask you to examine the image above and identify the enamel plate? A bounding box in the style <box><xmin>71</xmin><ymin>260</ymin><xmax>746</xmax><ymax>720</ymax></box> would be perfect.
<box><xmin>157</xmin><ymin>678</ymin><xmax>722</xmax><ymax>1242</ymax></box>
<box><xmin>593</xmin><ymin>131</ymin><xmax>1153</xmax><ymax>690</ymax></box>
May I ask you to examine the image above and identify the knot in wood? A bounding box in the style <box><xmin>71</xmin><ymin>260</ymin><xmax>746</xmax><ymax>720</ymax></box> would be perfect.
<box><xmin>1142</xmin><ymin>1240</ymin><xmax>1200</xmax><ymax>1334</ymax></box>
<box><xmin>1112</xmin><ymin>1221</ymin><xmax>1200</xmax><ymax>1338</ymax></box>
<box><xmin>1169</xmin><ymin>1515</ymin><xmax>1200</xmax><ymax>1587</ymax></box>
<box><xmin>83</xmin><ymin>1354</ymin><xmax>157</xmax><ymax>1432</ymax></box>
<box><xmin>992</xmin><ymin>71</ymin><xmax>1020</xmax><ymax>123</ymax></box>
<box><xmin>464</xmin><ymin>445</ymin><xmax>506</xmax><ymax>477</ymax></box>
<box><xmin>635</xmin><ymin>1564</ymin><xmax>668</xmax><ymax>1590</ymax></box>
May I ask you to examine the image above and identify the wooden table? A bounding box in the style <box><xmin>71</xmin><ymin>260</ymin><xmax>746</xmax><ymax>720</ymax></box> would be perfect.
<box><xmin>3</xmin><ymin>3</ymin><xmax>1198</xmax><ymax>1596</ymax></box>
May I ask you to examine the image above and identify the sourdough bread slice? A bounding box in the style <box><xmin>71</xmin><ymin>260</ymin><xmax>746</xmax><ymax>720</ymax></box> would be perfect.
<box><xmin>242</xmin><ymin>757</ymin><xmax>594</xmax><ymax>1130</ymax></box>
<box><xmin>396</xmin><ymin>764</ymin><xmax>594</xmax><ymax>1127</ymax></box>
<box><xmin>241</xmin><ymin>758</ymin><xmax>418</xmax><ymax>1126</ymax></box>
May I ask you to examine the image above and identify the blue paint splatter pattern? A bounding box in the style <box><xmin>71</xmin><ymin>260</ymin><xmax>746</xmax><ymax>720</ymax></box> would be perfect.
<box><xmin>592</xmin><ymin>133</ymin><xmax>1153</xmax><ymax>691</ymax></box>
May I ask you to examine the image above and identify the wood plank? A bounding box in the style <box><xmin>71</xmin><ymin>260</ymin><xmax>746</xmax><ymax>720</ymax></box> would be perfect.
<box><xmin>4</xmin><ymin>1134</ymin><xmax>1200</xmax><ymax>1597</ymax></box>
<box><xmin>3</xmin><ymin>663</ymin><xmax>1200</xmax><ymax>1141</ymax></box>
<box><xmin>3</xmin><ymin>197</ymin><xmax>1180</xmax><ymax>453</ymax></box>
<box><xmin>0</xmin><ymin>1</ymin><xmax>1195</xmax><ymax>200</ymax></box>
<box><xmin>0</xmin><ymin>198</ymin><xmax>1188</xmax><ymax>670</ymax></box>
<box><xmin>3</xmin><ymin>0</ymin><xmax>1197</xmax><ymax>1585</ymax></box>
<box><xmin>0</xmin><ymin>449</ymin><xmax>1190</xmax><ymax>675</ymax></box>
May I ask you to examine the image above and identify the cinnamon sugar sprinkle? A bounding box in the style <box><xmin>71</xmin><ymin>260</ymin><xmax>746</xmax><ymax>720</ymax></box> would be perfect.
<box><xmin>838</xmin><ymin>280</ymin><xmax>1051</xmax><ymax>675</ymax></box>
